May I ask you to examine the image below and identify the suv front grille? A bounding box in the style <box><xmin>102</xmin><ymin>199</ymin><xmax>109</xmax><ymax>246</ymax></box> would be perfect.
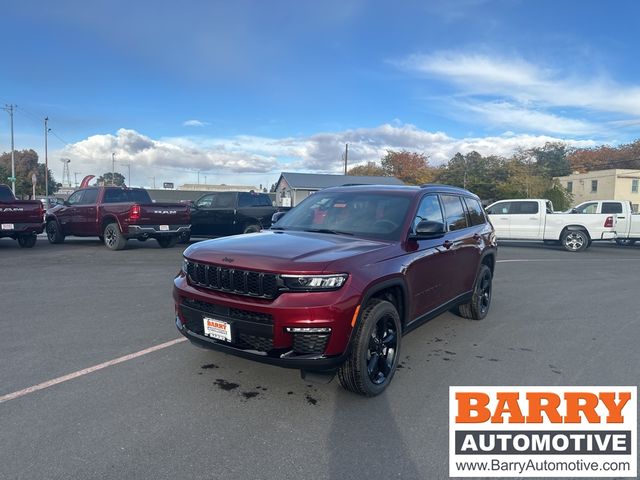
<box><xmin>186</xmin><ymin>260</ymin><xmax>279</xmax><ymax>299</ymax></box>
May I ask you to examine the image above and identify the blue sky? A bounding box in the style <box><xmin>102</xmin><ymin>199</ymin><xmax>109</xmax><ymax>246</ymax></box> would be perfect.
<box><xmin>1</xmin><ymin>0</ymin><xmax>639</xmax><ymax>188</ymax></box>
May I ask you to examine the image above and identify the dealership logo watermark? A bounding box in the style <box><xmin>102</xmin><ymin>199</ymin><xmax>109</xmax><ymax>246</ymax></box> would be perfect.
<box><xmin>449</xmin><ymin>386</ymin><xmax>637</xmax><ymax>477</ymax></box>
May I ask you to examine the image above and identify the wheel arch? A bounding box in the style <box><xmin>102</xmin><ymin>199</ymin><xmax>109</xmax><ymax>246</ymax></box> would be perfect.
<box><xmin>560</xmin><ymin>225</ymin><xmax>591</xmax><ymax>240</ymax></box>
<box><xmin>358</xmin><ymin>277</ymin><xmax>409</xmax><ymax>331</ymax></box>
<box><xmin>101</xmin><ymin>215</ymin><xmax>122</xmax><ymax>233</ymax></box>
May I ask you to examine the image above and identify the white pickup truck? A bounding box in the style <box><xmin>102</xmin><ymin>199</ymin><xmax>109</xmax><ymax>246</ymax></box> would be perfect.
<box><xmin>570</xmin><ymin>200</ymin><xmax>640</xmax><ymax>246</ymax></box>
<box><xmin>486</xmin><ymin>198</ymin><xmax>617</xmax><ymax>252</ymax></box>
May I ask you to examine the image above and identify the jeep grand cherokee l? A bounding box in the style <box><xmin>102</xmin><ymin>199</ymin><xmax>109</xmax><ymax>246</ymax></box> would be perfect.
<box><xmin>173</xmin><ymin>184</ymin><xmax>497</xmax><ymax>396</ymax></box>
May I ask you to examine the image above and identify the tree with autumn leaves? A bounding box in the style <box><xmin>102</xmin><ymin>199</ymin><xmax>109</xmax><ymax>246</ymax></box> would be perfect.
<box><xmin>0</xmin><ymin>149</ymin><xmax>58</xmax><ymax>198</ymax></box>
<box><xmin>348</xmin><ymin>150</ymin><xmax>434</xmax><ymax>185</ymax></box>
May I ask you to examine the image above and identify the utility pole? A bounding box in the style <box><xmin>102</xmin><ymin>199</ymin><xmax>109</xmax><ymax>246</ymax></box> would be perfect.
<box><xmin>344</xmin><ymin>143</ymin><xmax>349</xmax><ymax>175</ymax></box>
<box><xmin>44</xmin><ymin>117</ymin><xmax>50</xmax><ymax>199</ymax></box>
<box><xmin>197</xmin><ymin>170</ymin><xmax>200</xmax><ymax>185</ymax></box>
<box><xmin>74</xmin><ymin>172</ymin><xmax>81</xmax><ymax>188</ymax></box>
<box><xmin>3</xmin><ymin>105</ymin><xmax>16</xmax><ymax>194</ymax></box>
<box><xmin>111</xmin><ymin>152</ymin><xmax>116</xmax><ymax>186</ymax></box>
<box><xmin>149</xmin><ymin>176</ymin><xmax>156</xmax><ymax>189</ymax></box>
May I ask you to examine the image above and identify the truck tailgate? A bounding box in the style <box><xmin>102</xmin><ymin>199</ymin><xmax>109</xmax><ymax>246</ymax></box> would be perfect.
<box><xmin>136</xmin><ymin>203</ymin><xmax>190</xmax><ymax>225</ymax></box>
<box><xmin>0</xmin><ymin>201</ymin><xmax>43</xmax><ymax>224</ymax></box>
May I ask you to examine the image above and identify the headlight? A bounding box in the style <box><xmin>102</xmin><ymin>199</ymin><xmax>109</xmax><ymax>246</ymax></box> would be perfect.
<box><xmin>281</xmin><ymin>274</ymin><xmax>348</xmax><ymax>291</ymax></box>
<box><xmin>181</xmin><ymin>258</ymin><xmax>189</xmax><ymax>274</ymax></box>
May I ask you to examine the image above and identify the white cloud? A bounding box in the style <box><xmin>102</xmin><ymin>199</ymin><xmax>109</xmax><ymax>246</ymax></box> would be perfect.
<box><xmin>55</xmin><ymin>125</ymin><xmax>598</xmax><ymax>187</ymax></box>
<box><xmin>395</xmin><ymin>51</ymin><xmax>640</xmax><ymax>134</ymax></box>
<box><xmin>183</xmin><ymin>119</ymin><xmax>209</xmax><ymax>127</ymax></box>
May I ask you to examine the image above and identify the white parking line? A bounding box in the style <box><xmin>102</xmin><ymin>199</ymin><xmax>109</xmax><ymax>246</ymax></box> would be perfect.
<box><xmin>0</xmin><ymin>337</ymin><xmax>187</xmax><ymax>404</ymax></box>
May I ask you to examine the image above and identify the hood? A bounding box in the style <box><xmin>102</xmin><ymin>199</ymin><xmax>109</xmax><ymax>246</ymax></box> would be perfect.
<box><xmin>183</xmin><ymin>230</ymin><xmax>391</xmax><ymax>273</ymax></box>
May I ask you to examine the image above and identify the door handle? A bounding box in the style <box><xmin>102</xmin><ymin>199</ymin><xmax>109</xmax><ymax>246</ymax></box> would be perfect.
<box><xmin>617</xmin><ymin>216</ymin><xmax>625</xmax><ymax>219</ymax></box>
<box><xmin>443</xmin><ymin>240</ymin><xmax>453</xmax><ymax>249</ymax></box>
<box><xmin>529</xmin><ymin>217</ymin><xmax>537</xmax><ymax>220</ymax></box>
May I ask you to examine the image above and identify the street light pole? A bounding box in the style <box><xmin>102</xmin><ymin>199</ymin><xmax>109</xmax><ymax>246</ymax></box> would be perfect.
<box><xmin>3</xmin><ymin>105</ymin><xmax>16</xmax><ymax>194</ymax></box>
<box><xmin>111</xmin><ymin>152</ymin><xmax>116</xmax><ymax>186</ymax></box>
<box><xmin>44</xmin><ymin>117</ymin><xmax>50</xmax><ymax>199</ymax></box>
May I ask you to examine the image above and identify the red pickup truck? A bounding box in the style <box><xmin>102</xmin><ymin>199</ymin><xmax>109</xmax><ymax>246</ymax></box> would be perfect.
<box><xmin>45</xmin><ymin>186</ymin><xmax>190</xmax><ymax>250</ymax></box>
<box><xmin>0</xmin><ymin>184</ymin><xmax>44</xmax><ymax>248</ymax></box>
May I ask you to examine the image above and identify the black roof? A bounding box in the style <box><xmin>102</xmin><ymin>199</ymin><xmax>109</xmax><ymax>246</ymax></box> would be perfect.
<box><xmin>321</xmin><ymin>183</ymin><xmax>477</xmax><ymax>198</ymax></box>
<box><xmin>277</xmin><ymin>172</ymin><xmax>404</xmax><ymax>190</ymax></box>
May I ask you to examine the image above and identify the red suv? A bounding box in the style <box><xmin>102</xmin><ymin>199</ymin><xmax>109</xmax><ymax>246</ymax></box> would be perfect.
<box><xmin>174</xmin><ymin>185</ymin><xmax>497</xmax><ymax>396</ymax></box>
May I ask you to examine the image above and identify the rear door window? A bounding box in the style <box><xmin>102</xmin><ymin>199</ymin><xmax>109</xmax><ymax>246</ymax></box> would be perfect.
<box><xmin>238</xmin><ymin>192</ymin><xmax>273</xmax><ymax>207</ymax></box>
<box><xmin>602</xmin><ymin>202</ymin><xmax>622</xmax><ymax>214</ymax></box>
<box><xmin>510</xmin><ymin>201</ymin><xmax>539</xmax><ymax>214</ymax></box>
<box><xmin>464</xmin><ymin>197</ymin><xmax>486</xmax><ymax>226</ymax></box>
<box><xmin>441</xmin><ymin>195</ymin><xmax>469</xmax><ymax>231</ymax></box>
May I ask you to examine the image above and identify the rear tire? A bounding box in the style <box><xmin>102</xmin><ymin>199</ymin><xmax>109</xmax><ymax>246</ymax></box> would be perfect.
<box><xmin>338</xmin><ymin>299</ymin><xmax>401</xmax><ymax>397</ymax></box>
<box><xmin>457</xmin><ymin>264</ymin><xmax>492</xmax><ymax>320</ymax></box>
<box><xmin>103</xmin><ymin>223</ymin><xmax>127</xmax><ymax>250</ymax></box>
<box><xmin>561</xmin><ymin>229</ymin><xmax>589</xmax><ymax>252</ymax></box>
<box><xmin>157</xmin><ymin>236</ymin><xmax>178</xmax><ymax>248</ymax></box>
<box><xmin>17</xmin><ymin>234</ymin><xmax>37</xmax><ymax>248</ymax></box>
<box><xmin>179</xmin><ymin>232</ymin><xmax>191</xmax><ymax>244</ymax></box>
<box><xmin>243</xmin><ymin>224</ymin><xmax>261</xmax><ymax>234</ymax></box>
<box><xmin>46</xmin><ymin>220</ymin><xmax>65</xmax><ymax>244</ymax></box>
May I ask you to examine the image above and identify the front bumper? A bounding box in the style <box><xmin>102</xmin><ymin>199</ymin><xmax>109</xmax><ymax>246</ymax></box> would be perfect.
<box><xmin>173</xmin><ymin>272</ymin><xmax>360</xmax><ymax>370</ymax></box>
<box><xmin>176</xmin><ymin>317</ymin><xmax>347</xmax><ymax>370</ymax></box>
<box><xmin>128</xmin><ymin>224</ymin><xmax>190</xmax><ymax>237</ymax></box>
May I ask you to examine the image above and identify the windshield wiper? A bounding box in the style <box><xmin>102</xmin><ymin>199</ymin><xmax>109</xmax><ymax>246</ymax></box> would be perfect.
<box><xmin>270</xmin><ymin>226</ymin><xmax>288</xmax><ymax>230</ymax></box>
<box><xmin>303</xmin><ymin>228</ymin><xmax>354</xmax><ymax>236</ymax></box>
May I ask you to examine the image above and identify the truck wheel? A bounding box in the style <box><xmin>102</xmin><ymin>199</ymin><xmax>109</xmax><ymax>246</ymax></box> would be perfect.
<box><xmin>179</xmin><ymin>232</ymin><xmax>191</xmax><ymax>244</ymax></box>
<box><xmin>17</xmin><ymin>234</ymin><xmax>37</xmax><ymax>248</ymax></box>
<box><xmin>157</xmin><ymin>236</ymin><xmax>178</xmax><ymax>248</ymax></box>
<box><xmin>457</xmin><ymin>264</ymin><xmax>492</xmax><ymax>320</ymax></box>
<box><xmin>243</xmin><ymin>224</ymin><xmax>261</xmax><ymax>234</ymax></box>
<box><xmin>561</xmin><ymin>229</ymin><xmax>588</xmax><ymax>252</ymax></box>
<box><xmin>337</xmin><ymin>299</ymin><xmax>401</xmax><ymax>397</ymax></box>
<box><xmin>46</xmin><ymin>220</ymin><xmax>65</xmax><ymax>244</ymax></box>
<box><xmin>103</xmin><ymin>223</ymin><xmax>127</xmax><ymax>250</ymax></box>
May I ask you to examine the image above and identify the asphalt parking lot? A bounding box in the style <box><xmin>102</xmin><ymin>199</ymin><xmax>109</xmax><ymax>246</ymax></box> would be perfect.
<box><xmin>1</xmin><ymin>237</ymin><xmax>639</xmax><ymax>480</ymax></box>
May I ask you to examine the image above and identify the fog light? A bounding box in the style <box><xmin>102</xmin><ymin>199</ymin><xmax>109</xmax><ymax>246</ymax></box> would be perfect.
<box><xmin>285</xmin><ymin>327</ymin><xmax>332</xmax><ymax>333</ymax></box>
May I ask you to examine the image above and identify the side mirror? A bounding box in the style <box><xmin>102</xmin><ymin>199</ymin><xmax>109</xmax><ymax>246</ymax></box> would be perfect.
<box><xmin>410</xmin><ymin>220</ymin><xmax>446</xmax><ymax>239</ymax></box>
<box><xmin>570</xmin><ymin>208</ymin><xmax>578</xmax><ymax>214</ymax></box>
<box><xmin>63</xmin><ymin>200</ymin><xmax>71</xmax><ymax>207</ymax></box>
<box><xmin>271</xmin><ymin>211</ymin><xmax>287</xmax><ymax>224</ymax></box>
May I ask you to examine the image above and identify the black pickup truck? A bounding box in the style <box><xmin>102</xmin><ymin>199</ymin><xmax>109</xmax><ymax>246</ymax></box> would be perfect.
<box><xmin>187</xmin><ymin>191</ymin><xmax>276</xmax><ymax>239</ymax></box>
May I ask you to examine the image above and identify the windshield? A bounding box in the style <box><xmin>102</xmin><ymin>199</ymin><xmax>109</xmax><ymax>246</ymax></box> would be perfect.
<box><xmin>273</xmin><ymin>191</ymin><xmax>412</xmax><ymax>241</ymax></box>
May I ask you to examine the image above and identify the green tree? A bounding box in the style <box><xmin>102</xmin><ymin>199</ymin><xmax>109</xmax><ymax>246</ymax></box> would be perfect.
<box><xmin>436</xmin><ymin>151</ymin><xmax>509</xmax><ymax>202</ymax></box>
<box><xmin>96</xmin><ymin>172</ymin><xmax>126</xmax><ymax>186</ymax></box>
<box><xmin>0</xmin><ymin>149</ymin><xmax>57</xmax><ymax>198</ymax></box>
<box><xmin>528</xmin><ymin>142</ymin><xmax>571</xmax><ymax>177</ymax></box>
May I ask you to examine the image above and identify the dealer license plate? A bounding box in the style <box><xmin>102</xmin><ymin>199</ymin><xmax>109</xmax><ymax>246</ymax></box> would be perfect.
<box><xmin>159</xmin><ymin>225</ymin><xmax>169</xmax><ymax>231</ymax></box>
<box><xmin>1</xmin><ymin>223</ymin><xmax>14</xmax><ymax>230</ymax></box>
<box><xmin>203</xmin><ymin>317</ymin><xmax>232</xmax><ymax>342</ymax></box>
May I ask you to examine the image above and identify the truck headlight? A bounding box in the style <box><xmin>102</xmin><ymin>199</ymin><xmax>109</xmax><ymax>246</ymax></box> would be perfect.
<box><xmin>281</xmin><ymin>274</ymin><xmax>348</xmax><ymax>291</ymax></box>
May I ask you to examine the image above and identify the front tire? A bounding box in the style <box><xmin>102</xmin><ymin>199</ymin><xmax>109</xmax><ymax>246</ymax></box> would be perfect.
<box><xmin>157</xmin><ymin>236</ymin><xmax>178</xmax><ymax>248</ymax></box>
<box><xmin>457</xmin><ymin>264</ymin><xmax>492</xmax><ymax>320</ymax></box>
<box><xmin>17</xmin><ymin>234</ymin><xmax>37</xmax><ymax>248</ymax></box>
<box><xmin>46</xmin><ymin>220</ymin><xmax>65</xmax><ymax>244</ymax></box>
<box><xmin>338</xmin><ymin>299</ymin><xmax>401</xmax><ymax>397</ymax></box>
<box><xmin>103</xmin><ymin>223</ymin><xmax>127</xmax><ymax>250</ymax></box>
<box><xmin>561</xmin><ymin>229</ymin><xmax>589</xmax><ymax>252</ymax></box>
